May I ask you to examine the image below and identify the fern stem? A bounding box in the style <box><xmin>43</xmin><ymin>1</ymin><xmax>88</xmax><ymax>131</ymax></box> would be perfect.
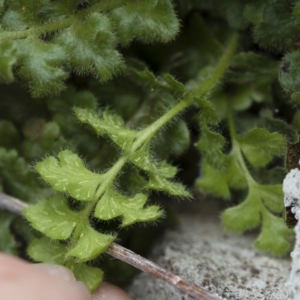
<box><xmin>84</xmin><ymin>157</ymin><xmax>127</xmax><ymax>218</ymax></box>
<box><xmin>0</xmin><ymin>0</ymin><xmax>126</xmax><ymax>41</ymax></box>
<box><xmin>187</xmin><ymin>33</ymin><xmax>238</xmax><ymax>101</ymax></box>
<box><xmin>227</xmin><ymin>109</ymin><xmax>256</xmax><ymax>185</ymax></box>
<box><xmin>138</xmin><ymin>33</ymin><xmax>238</xmax><ymax>144</ymax></box>
<box><xmin>70</xmin><ymin>156</ymin><xmax>128</xmax><ymax>243</ymax></box>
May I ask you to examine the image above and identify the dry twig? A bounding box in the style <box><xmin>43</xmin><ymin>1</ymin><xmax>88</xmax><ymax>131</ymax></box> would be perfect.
<box><xmin>0</xmin><ymin>192</ymin><xmax>221</xmax><ymax>300</ymax></box>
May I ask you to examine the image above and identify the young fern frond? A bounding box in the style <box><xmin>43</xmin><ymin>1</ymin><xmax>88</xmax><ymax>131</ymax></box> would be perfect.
<box><xmin>197</xmin><ymin>100</ymin><xmax>294</xmax><ymax>256</ymax></box>
<box><xmin>24</xmin><ymin>34</ymin><xmax>238</xmax><ymax>290</ymax></box>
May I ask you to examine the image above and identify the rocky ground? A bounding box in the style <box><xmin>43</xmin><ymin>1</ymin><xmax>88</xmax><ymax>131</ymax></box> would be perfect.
<box><xmin>126</xmin><ymin>198</ymin><xmax>291</xmax><ymax>300</ymax></box>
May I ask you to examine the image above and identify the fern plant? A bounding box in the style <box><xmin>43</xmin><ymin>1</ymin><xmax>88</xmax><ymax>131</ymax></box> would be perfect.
<box><xmin>22</xmin><ymin>35</ymin><xmax>237</xmax><ymax>290</ymax></box>
<box><xmin>1</xmin><ymin>0</ymin><xmax>300</xmax><ymax>294</ymax></box>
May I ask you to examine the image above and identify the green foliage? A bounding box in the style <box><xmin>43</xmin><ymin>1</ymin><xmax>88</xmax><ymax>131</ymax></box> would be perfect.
<box><xmin>197</xmin><ymin>89</ymin><xmax>293</xmax><ymax>255</ymax></box>
<box><xmin>0</xmin><ymin>147</ymin><xmax>48</xmax><ymax>201</ymax></box>
<box><xmin>222</xmin><ymin>182</ymin><xmax>292</xmax><ymax>256</ymax></box>
<box><xmin>238</xmin><ymin>128</ymin><xmax>286</xmax><ymax>167</ymax></box>
<box><xmin>95</xmin><ymin>190</ymin><xmax>161</xmax><ymax>226</ymax></box>
<box><xmin>2</xmin><ymin>0</ymin><xmax>300</xmax><ymax>293</ymax></box>
<box><xmin>36</xmin><ymin>151</ymin><xmax>106</xmax><ymax>201</ymax></box>
<box><xmin>0</xmin><ymin>0</ymin><xmax>183</xmax><ymax>287</ymax></box>
<box><xmin>22</xmin><ymin>120</ymin><xmax>68</xmax><ymax>160</ymax></box>
<box><xmin>53</xmin><ymin>12</ymin><xmax>124</xmax><ymax>80</ymax></box>
<box><xmin>0</xmin><ymin>0</ymin><xmax>179</xmax><ymax>97</ymax></box>
<box><xmin>24</xmin><ymin>105</ymin><xmax>190</xmax><ymax>287</ymax></box>
<box><xmin>198</xmin><ymin>154</ymin><xmax>247</xmax><ymax>199</ymax></box>
<box><xmin>109</xmin><ymin>0</ymin><xmax>179</xmax><ymax>46</ymax></box>
<box><xmin>279</xmin><ymin>51</ymin><xmax>300</xmax><ymax>94</ymax></box>
<box><xmin>254</xmin><ymin>211</ymin><xmax>292</xmax><ymax>256</ymax></box>
<box><xmin>66</xmin><ymin>225</ymin><xmax>115</xmax><ymax>262</ymax></box>
<box><xmin>25</xmin><ymin>194</ymin><xmax>79</xmax><ymax>240</ymax></box>
<box><xmin>253</xmin><ymin>1</ymin><xmax>300</xmax><ymax>53</ymax></box>
<box><xmin>0</xmin><ymin>41</ymin><xmax>16</xmax><ymax>83</ymax></box>
<box><xmin>28</xmin><ymin>238</ymin><xmax>66</xmax><ymax>265</ymax></box>
<box><xmin>186</xmin><ymin>11</ymin><xmax>296</xmax><ymax>254</ymax></box>
<box><xmin>22</xmin><ymin>33</ymin><xmax>237</xmax><ymax>290</ymax></box>
<box><xmin>17</xmin><ymin>38</ymin><xmax>67</xmax><ymax>97</ymax></box>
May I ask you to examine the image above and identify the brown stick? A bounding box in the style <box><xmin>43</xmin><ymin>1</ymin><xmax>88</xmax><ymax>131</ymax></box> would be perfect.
<box><xmin>0</xmin><ymin>192</ymin><xmax>221</xmax><ymax>300</ymax></box>
<box><xmin>107</xmin><ymin>243</ymin><xmax>220</xmax><ymax>300</ymax></box>
<box><xmin>0</xmin><ymin>193</ymin><xmax>28</xmax><ymax>215</ymax></box>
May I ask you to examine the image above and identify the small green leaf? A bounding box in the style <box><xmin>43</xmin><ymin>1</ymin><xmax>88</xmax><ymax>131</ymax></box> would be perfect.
<box><xmin>118</xmin><ymin>165</ymin><xmax>148</xmax><ymax>195</ymax></box>
<box><xmin>238</xmin><ymin>128</ymin><xmax>286</xmax><ymax>167</ymax></box>
<box><xmin>49</xmin><ymin>87</ymin><xmax>97</xmax><ymax>113</ymax></box>
<box><xmin>48</xmin><ymin>88</ymin><xmax>98</xmax><ymax>141</ymax></box>
<box><xmin>109</xmin><ymin>0</ymin><xmax>179</xmax><ymax>46</ymax></box>
<box><xmin>197</xmin><ymin>99</ymin><xmax>219</xmax><ymax>125</ymax></box>
<box><xmin>128</xmin><ymin>62</ymin><xmax>162</xmax><ymax>87</ymax></box>
<box><xmin>70</xmin><ymin>263</ymin><xmax>103</xmax><ymax>292</ymax></box>
<box><xmin>229</xmin><ymin>52</ymin><xmax>278</xmax><ymax>84</ymax></box>
<box><xmin>243</xmin><ymin>2</ymin><xmax>265</xmax><ymax>24</ymax></box>
<box><xmin>129</xmin><ymin>146</ymin><xmax>177</xmax><ymax>178</ymax></box>
<box><xmin>0</xmin><ymin>41</ymin><xmax>17</xmax><ymax>83</ymax></box>
<box><xmin>197</xmin><ymin>152</ymin><xmax>247</xmax><ymax>199</ymax></box>
<box><xmin>162</xmin><ymin>73</ymin><xmax>186</xmax><ymax>95</ymax></box>
<box><xmin>54</xmin><ymin>12</ymin><xmax>124</xmax><ymax>81</ymax></box>
<box><xmin>75</xmin><ymin>108</ymin><xmax>137</xmax><ymax>152</ymax></box>
<box><xmin>28</xmin><ymin>237</ymin><xmax>66</xmax><ymax>264</ymax></box>
<box><xmin>256</xmin><ymin>184</ymin><xmax>284</xmax><ymax>213</ymax></box>
<box><xmin>222</xmin><ymin>189</ymin><xmax>261</xmax><ymax>233</ymax></box>
<box><xmin>196</xmin><ymin>161</ymin><xmax>230</xmax><ymax>199</ymax></box>
<box><xmin>0</xmin><ymin>147</ymin><xmax>45</xmax><ymax>201</ymax></box>
<box><xmin>211</xmin><ymin>86</ymin><xmax>264</xmax><ymax>119</ymax></box>
<box><xmin>1</xmin><ymin>8</ymin><xmax>28</xmax><ymax>31</ymax></box>
<box><xmin>101</xmin><ymin>110</ymin><xmax>136</xmax><ymax>151</ymax></box>
<box><xmin>148</xmin><ymin>175</ymin><xmax>191</xmax><ymax>198</ymax></box>
<box><xmin>254</xmin><ymin>211</ymin><xmax>293</xmax><ymax>256</ymax></box>
<box><xmin>75</xmin><ymin>108</ymin><xmax>106</xmax><ymax>135</ymax></box>
<box><xmin>36</xmin><ymin>150</ymin><xmax>104</xmax><ymax>201</ymax></box>
<box><xmin>196</xmin><ymin>124</ymin><xmax>227</xmax><ymax>170</ymax></box>
<box><xmin>279</xmin><ymin>51</ymin><xmax>300</xmax><ymax>92</ymax></box>
<box><xmin>24</xmin><ymin>194</ymin><xmax>77</xmax><ymax>239</ymax></box>
<box><xmin>129</xmin><ymin>146</ymin><xmax>156</xmax><ymax>173</ymax></box>
<box><xmin>262</xmin><ymin>111</ymin><xmax>299</xmax><ymax>143</ymax></box>
<box><xmin>254</xmin><ymin>1</ymin><xmax>299</xmax><ymax>52</ymax></box>
<box><xmin>226</xmin><ymin>153</ymin><xmax>248</xmax><ymax>189</ymax></box>
<box><xmin>230</xmin><ymin>86</ymin><xmax>263</xmax><ymax>111</ymax></box>
<box><xmin>153</xmin><ymin>120</ymin><xmax>190</xmax><ymax>158</ymax></box>
<box><xmin>95</xmin><ymin>189</ymin><xmax>162</xmax><ymax>226</ymax></box>
<box><xmin>128</xmin><ymin>64</ymin><xmax>185</xmax><ymax>97</ymax></box>
<box><xmin>127</xmin><ymin>61</ymin><xmax>186</xmax><ymax>97</ymax></box>
<box><xmin>224</xmin><ymin>1</ymin><xmax>248</xmax><ymax>29</ymax></box>
<box><xmin>67</xmin><ymin>225</ymin><xmax>115</xmax><ymax>262</ymax></box>
<box><xmin>22</xmin><ymin>121</ymin><xmax>68</xmax><ymax>161</ymax></box>
<box><xmin>155</xmin><ymin>161</ymin><xmax>178</xmax><ymax>178</ymax></box>
<box><xmin>17</xmin><ymin>38</ymin><xmax>67</xmax><ymax>97</ymax></box>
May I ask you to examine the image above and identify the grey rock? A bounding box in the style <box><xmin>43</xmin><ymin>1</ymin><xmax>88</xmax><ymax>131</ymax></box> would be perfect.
<box><xmin>127</xmin><ymin>201</ymin><xmax>291</xmax><ymax>300</ymax></box>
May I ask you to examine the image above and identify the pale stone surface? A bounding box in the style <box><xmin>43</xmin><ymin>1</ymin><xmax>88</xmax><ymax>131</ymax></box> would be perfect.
<box><xmin>127</xmin><ymin>200</ymin><xmax>291</xmax><ymax>300</ymax></box>
<box><xmin>283</xmin><ymin>167</ymin><xmax>300</xmax><ymax>299</ymax></box>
